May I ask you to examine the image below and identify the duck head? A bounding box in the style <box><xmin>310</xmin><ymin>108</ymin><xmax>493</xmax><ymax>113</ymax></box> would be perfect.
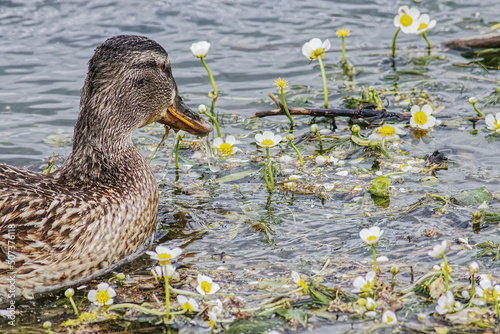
<box><xmin>76</xmin><ymin>35</ymin><xmax>213</xmax><ymax>144</ymax></box>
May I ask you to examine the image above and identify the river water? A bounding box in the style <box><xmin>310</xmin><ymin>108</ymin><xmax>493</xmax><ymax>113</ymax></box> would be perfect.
<box><xmin>1</xmin><ymin>0</ymin><xmax>500</xmax><ymax>332</ymax></box>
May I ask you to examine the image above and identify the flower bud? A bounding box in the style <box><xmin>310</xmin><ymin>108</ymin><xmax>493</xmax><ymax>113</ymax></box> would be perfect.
<box><xmin>468</xmin><ymin>97</ymin><xmax>477</xmax><ymax>104</ymax></box>
<box><xmin>116</xmin><ymin>273</ymin><xmax>125</xmax><ymax>281</ymax></box>
<box><xmin>351</xmin><ymin>124</ymin><xmax>361</xmax><ymax>134</ymax></box>
<box><xmin>176</xmin><ymin>130</ymin><xmax>186</xmax><ymax>139</ymax></box>
<box><xmin>65</xmin><ymin>288</ymin><xmax>75</xmax><ymax>298</ymax></box>
<box><xmin>390</xmin><ymin>266</ymin><xmax>399</xmax><ymax>276</ymax></box>
<box><xmin>43</xmin><ymin>321</ymin><xmax>52</xmax><ymax>329</ymax></box>
<box><xmin>285</xmin><ymin>134</ymin><xmax>295</xmax><ymax>141</ymax></box>
<box><xmin>469</xmin><ymin>261</ymin><xmax>479</xmax><ymax>274</ymax></box>
<box><xmin>198</xmin><ymin>104</ymin><xmax>208</xmax><ymax>114</ymax></box>
<box><xmin>310</xmin><ymin>124</ymin><xmax>319</xmax><ymax>132</ymax></box>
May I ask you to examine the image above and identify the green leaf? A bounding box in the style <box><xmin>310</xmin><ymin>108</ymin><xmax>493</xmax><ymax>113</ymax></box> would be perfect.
<box><xmin>452</xmin><ymin>186</ymin><xmax>492</xmax><ymax>207</ymax></box>
<box><xmin>368</xmin><ymin>176</ymin><xmax>391</xmax><ymax>197</ymax></box>
<box><xmin>276</xmin><ymin>308</ymin><xmax>308</xmax><ymax>327</ymax></box>
<box><xmin>309</xmin><ymin>288</ymin><xmax>332</xmax><ymax>305</ymax></box>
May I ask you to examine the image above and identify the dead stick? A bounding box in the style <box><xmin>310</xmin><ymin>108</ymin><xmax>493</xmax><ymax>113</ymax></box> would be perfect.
<box><xmin>252</xmin><ymin>107</ymin><xmax>408</xmax><ymax>120</ymax></box>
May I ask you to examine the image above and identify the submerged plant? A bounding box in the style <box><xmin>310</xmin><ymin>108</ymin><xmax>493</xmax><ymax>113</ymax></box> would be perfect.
<box><xmin>468</xmin><ymin>97</ymin><xmax>485</xmax><ymax>117</ymax></box>
<box><xmin>285</xmin><ymin>134</ymin><xmax>303</xmax><ymax>167</ymax></box>
<box><xmin>198</xmin><ymin>104</ymin><xmax>221</xmax><ymax>137</ymax></box>
<box><xmin>191</xmin><ymin>41</ymin><xmax>218</xmax><ymax>98</ymax></box>
<box><xmin>428</xmin><ymin>241</ymin><xmax>450</xmax><ymax>291</ymax></box>
<box><xmin>302</xmin><ymin>38</ymin><xmax>330</xmax><ymax>108</ymax></box>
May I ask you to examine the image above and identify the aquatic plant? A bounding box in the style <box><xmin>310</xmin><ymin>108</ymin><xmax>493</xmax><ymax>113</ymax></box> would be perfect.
<box><xmin>336</xmin><ymin>28</ymin><xmax>350</xmax><ymax>63</ymax></box>
<box><xmin>191</xmin><ymin>41</ymin><xmax>218</xmax><ymax>98</ymax></box>
<box><xmin>302</xmin><ymin>38</ymin><xmax>330</xmax><ymax>108</ymax></box>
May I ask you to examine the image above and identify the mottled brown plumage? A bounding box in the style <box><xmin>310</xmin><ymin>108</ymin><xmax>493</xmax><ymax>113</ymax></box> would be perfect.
<box><xmin>0</xmin><ymin>35</ymin><xmax>212</xmax><ymax>302</ymax></box>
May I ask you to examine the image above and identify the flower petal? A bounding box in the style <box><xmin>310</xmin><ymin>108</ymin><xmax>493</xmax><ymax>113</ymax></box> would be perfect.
<box><xmin>97</xmin><ymin>282</ymin><xmax>109</xmax><ymax>291</ymax></box>
<box><xmin>410</xmin><ymin>105</ymin><xmax>420</xmax><ymax>116</ymax></box>
<box><xmin>213</xmin><ymin>137</ymin><xmax>223</xmax><ymax>148</ymax></box>
<box><xmin>421</xmin><ymin>104</ymin><xmax>433</xmax><ymax>115</ymax></box>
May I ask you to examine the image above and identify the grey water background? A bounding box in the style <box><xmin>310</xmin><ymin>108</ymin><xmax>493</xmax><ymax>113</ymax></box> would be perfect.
<box><xmin>1</xmin><ymin>0</ymin><xmax>500</xmax><ymax>331</ymax></box>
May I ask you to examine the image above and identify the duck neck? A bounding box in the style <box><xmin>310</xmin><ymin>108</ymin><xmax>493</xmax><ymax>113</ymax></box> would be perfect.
<box><xmin>56</xmin><ymin>103</ymin><xmax>149</xmax><ymax>187</ymax></box>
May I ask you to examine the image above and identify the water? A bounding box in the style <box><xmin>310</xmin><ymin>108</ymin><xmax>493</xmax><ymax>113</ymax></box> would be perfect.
<box><xmin>1</xmin><ymin>0</ymin><xmax>500</xmax><ymax>332</ymax></box>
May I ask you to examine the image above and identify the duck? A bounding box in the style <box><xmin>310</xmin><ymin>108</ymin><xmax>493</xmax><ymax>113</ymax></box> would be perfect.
<box><xmin>0</xmin><ymin>35</ymin><xmax>213</xmax><ymax>303</ymax></box>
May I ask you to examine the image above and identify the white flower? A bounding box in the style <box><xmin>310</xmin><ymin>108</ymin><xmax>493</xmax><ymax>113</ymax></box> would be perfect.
<box><xmin>284</xmin><ymin>175</ymin><xmax>301</xmax><ymax>190</ymax></box>
<box><xmin>316</xmin><ymin>155</ymin><xmax>327</xmax><ymax>165</ymax></box>
<box><xmin>291</xmin><ymin>271</ymin><xmax>308</xmax><ymax>289</ymax></box>
<box><xmin>175</xmin><ymin>130</ymin><xmax>186</xmax><ymax>140</ymax></box>
<box><xmin>469</xmin><ymin>262</ymin><xmax>479</xmax><ymax>274</ymax></box>
<box><xmin>198</xmin><ymin>104</ymin><xmax>208</xmax><ymax>114</ymax></box>
<box><xmin>196</xmin><ymin>274</ymin><xmax>220</xmax><ymax>295</ymax></box>
<box><xmin>207</xmin><ymin>299</ymin><xmax>223</xmax><ymax>326</ymax></box>
<box><xmin>416</xmin><ymin>14</ymin><xmax>436</xmax><ymax>34</ymax></box>
<box><xmin>359</xmin><ymin>226</ymin><xmax>384</xmax><ymax>246</ymax></box>
<box><xmin>485</xmin><ymin>113</ymin><xmax>500</xmax><ymax>132</ymax></box>
<box><xmin>190</xmin><ymin>41</ymin><xmax>210</xmax><ymax>58</ymax></box>
<box><xmin>476</xmin><ymin>277</ymin><xmax>493</xmax><ymax>298</ymax></box>
<box><xmin>394</xmin><ymin>6</ymin><xmax>421</xmax><ymax>34</ymax></box>
<box><xmin>368</xmin><ymin>124</ymin><xmax>406</xmax><ymax>141</ymax></box>
<box><xmin>382</xmin><ymin>310</ymin><xmax>398</xmax><ymax>324</ymax></box>
<box><xmin>352</xmin><ymin>271</ymin><xmax>376</xmax><ymax>293</ymax></box>
<box><xmin>213</xmin><ymin>136</ymin><xmax>236</xmax><ymax>156</ymax></box>
<box><xmin>310</xmin><ymin>124</ymin><xmax>319</xmax><ymax>132</ymax></box>
<box><xmin>410</xmin><ymin>105</ymin><xmax>437</xmax><ymax>130</ymax></box>
<box><xmin>428</xmin><ymin>240</ymin><xmax>447</xmax><ymax>258</ymax></box>
<box><xmin>302</xmin><ymin>38</ymin><xmax>331</xmax><ymax>60</ymax></box>
<box><xmin>462</xmin><ymin>290</ymin><xmax>470</xmax><ymax>299</ymax></box>
<box><xmin>366</xmin><ymin>297</ymin><xmax>377</xmax><ymax>311</ymax></box>
<box><xmin>154</xmin><ymin>264</ymin><xmax>176</xmax><ymax>279</ymax></box>
<box><xmin>87</xmin><ymin>282</ymin><xmax>116</xmax><ymax>306</ymax></box>
<box><xmin>436</xmin><ymin>290</ymin><xmax>457</xmax><ymax>315</ymax></box>
<box><xmin>146</xmin><ymin>246</ymin><xmax>182</xmax><ymax>264</ymax></box>
<box><xmin>177</xmin><ymin>295</ymin><xmax>200</xmax><ymax>312</ymax></box>
<box><xmin>495</xmin><ymin>285</ymin><xmax>500</xmax><ymax>301</ymax></box>
<box><xmin>255</xmin><ymin>131</ymin><xmax>282</xmax><ymax>148</ymax></box>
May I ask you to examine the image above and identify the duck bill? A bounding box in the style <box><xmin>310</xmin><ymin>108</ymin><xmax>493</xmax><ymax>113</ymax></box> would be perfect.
<box><xmin>159</xmin><ymin>94</ymin><xmax>213</xmax><ymax>137</ymax></box>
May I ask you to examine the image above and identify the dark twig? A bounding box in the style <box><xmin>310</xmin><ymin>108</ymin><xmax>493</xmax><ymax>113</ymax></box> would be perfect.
<box><xmin>252</xmin><ymin>107</ymin><xmax>408</xmax><ymax>120</ymax></box>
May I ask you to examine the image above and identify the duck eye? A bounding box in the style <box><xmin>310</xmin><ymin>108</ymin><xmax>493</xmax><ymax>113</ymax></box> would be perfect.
<box><xmin>160</xmin><ymin>63</ymin><xmax>167</xmax><ymax>72</ymax></box>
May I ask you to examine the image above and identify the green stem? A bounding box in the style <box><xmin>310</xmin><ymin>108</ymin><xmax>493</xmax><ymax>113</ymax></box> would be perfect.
<box><xmin>341</xmin><ymin>37</ymin><xmax>346</xmax><ymax>63</ymax></box>
<box><xmin>317</xmin><ymin>57</ymin><xmax>328</xmax><ymax>108</ymax></box>
<box><xmin>263</xmin><ymin>168</ymin><xmax>272</xmax><ymax>191</ymax></box>
<box><xmin>468</xmin><ymin>274</ymin><xmax>475</xmax><ymax>306</ymax></box>
<box><xmin>289</xmin><ymin>141</ymin><xmax>303</xmax><ymax>167</ymax></box>
<box><xmin>371</xmin><ymin>244</ymin><xmax>378</xmax><ymax>275</ymax></box>
<box><xmin>202</xmin><ymin>111</ymin><xmax>221</xmax><ymax>137</ymax></box>
<box><xmin>200</xmin><ymin>57</ymin><xmax>218</xmax><ymax>98</ymax></box>
<box><xmin>174</xmin><ymin>138</ymin><xmax>181</xmax><ymax>169</ymax></box>
<box><xmin>422</xmin><ymin>33</ymin><xmax>432</xmax><ymax>51</ymax></box>
<box><xmin>266</xmin><ymin>147</ymin><xmax>274</xmax><ymax>189</ymax></box>
<box><xmin>314</xmin><ymin>130</ymin><xmax>323</xmax><ymax>148</ymax></box>
<box><xmin>108</xmin><ymin>303</ymin><xmax>166</xmax><ymax>316</ymax></box>
<box><xmin>68</xmin><ymin>296</ymin><xmax>79</xmax><ymax>316</ymax></box>
<box><xmin>162</xmin><ymin>264</ymin><xmax>170</xmax><ymax>320</ymax></box>
<box><xmin>496</xmin><ymin>298</ymin><xmax>500</xmax><ymax>317</ymax></box>
<box><xmin>442</xmin><ymin>254</ymin><xmax>450</xmax><ymax>291</ymax></box>
<box><xmin>472</xmin><ymin>103</ymin><xmax>485</xmax><ymax>117</ymax></box>
<box><xmin>392</xmin><ymin>27</ymin><xmax>400</xmax><ymax>58</ymax></box>
<box><xmin>280</xmin><ymin>86</ymin><xmax>295</xmax><ymax>127</ymax></box>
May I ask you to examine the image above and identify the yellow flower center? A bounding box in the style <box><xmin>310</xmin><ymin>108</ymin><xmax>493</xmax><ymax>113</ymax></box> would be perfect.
<box><xmin>493</xmin><ymin>119</ymin><xmax>500</xmax><ymax>130</ymax></box>
<box><xmin>367</xmin><ymin>235</ymin><xmax>377</xmax><ymax>242</ymax></box>
<box><xmin>414</xmin><ymin>111</ymin><xmax>428</xmax><ymax>125</ymax></box>
<box><xmin>184</xmin><ymin>302</ymin><xmax>194</xmax><ymax>312</ymax></box>
<box><xmin>158</xmin><ymin>253</ymin><xmax>171</xmax><ymax>260</ymax></box>
<box><xmin>219</xmin><ymin>143</ymin><xmax>233</xmax><ymax>155</ymax></box>
<box><xmin>418</xmin><ymin>23</ymin><xmax>428</xmax><ymax>31</ymax></box>
<box><xmin>201</xmin><ymin>281</ymin><xmax>212</xmax><ymax>293</ymax></box>
<box><xmin>96</xmin><ymin>290</ymin><xmax>110</xmax><ymax>305</ymax></box>
<box><xmin>209</xmin><ymin>320</ymin><xmax>215</xmax><ymax>327</ymax></box>
<box><xmin>261</xmin><ymin>139</ymin><xmax>274</xmax><ymax>146</ymax></box>
<box><xmin>400</xmin><ymin>14</ymin><xmax>413</xmax><ymax>27</ymax></box>
<box><xmin>311</xmin><ymin>48</ymin><xmax>325</xmax><ymax>59</ymax></box>
<box><xmin>387</xmin><ymin>316</ymin><xmax>393</xmax><ymax>322</ymax></box>
<box><xmin>379</xmin><ymin>125</ymin><xmax>396</xmax><ymax>137</ymax></box>
<box><xmin>298</xmin><ymin>280</ymin><xmax>308</xmax><ymax>289</ymax></box>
